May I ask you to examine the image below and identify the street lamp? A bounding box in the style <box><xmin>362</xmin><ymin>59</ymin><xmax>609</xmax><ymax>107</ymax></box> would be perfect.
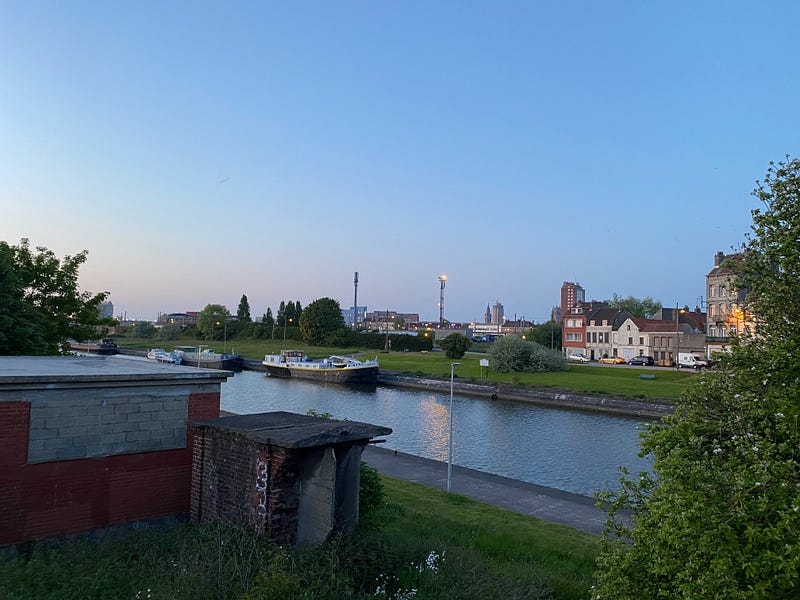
<box><xmin>216</xmin><ymin>320</ymin><xmax>227</xmax><ymax>354</ymax></box>
<box><xmin>283</xmin><ymin>316</ymin><xmax>293</xmax><ymax>342</ymax></box>
<box><xmin>675</xmin><ymin>305</ymin><xmax>685</xmax><ymax>369</ymax></box>
<box><xmin>447</xmin><ymin>362</ymin><xmax>461</xmax><ymax>493</ymax></box>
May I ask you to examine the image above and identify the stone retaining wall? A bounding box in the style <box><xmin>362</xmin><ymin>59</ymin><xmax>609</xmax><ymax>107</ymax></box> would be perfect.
<box><xmin>377</xmin><ymin>373</ymin><xmax>675</xmax><ymax>418</ymax></box>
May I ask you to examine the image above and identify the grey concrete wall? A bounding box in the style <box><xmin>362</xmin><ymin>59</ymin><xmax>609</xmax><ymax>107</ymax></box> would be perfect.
<box><xmin>1</xmin><ymin>384</ymin><xmax>213</xmax><ymax>463</ymax></box>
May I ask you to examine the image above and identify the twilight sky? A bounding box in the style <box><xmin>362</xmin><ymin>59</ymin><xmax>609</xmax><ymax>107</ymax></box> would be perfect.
<box><xmin>1</xmin><ymin>2</ymin><xmax>797</xmax><ymax>323</ymax></box>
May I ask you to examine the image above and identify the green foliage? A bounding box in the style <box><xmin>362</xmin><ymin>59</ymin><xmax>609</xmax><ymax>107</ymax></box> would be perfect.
<box><xmin>298</xmin><ymin>297</ymin><xmax>346</xmax><ymax>346</ymax></box>
<box><xmin>236</xmin><ymin>294</ymin><xmax>251</xmax><ymax>323</ymax></box>
<box><xmin>126</xmin><ymin>321</ymin><xmax>156</xmax><ymax>338</ymax></box>
<box><xmin>196</xmin><ymin>304</ymin><xmax>231</xmax><ymax>341</ymax></box>
<box><xmin>438</xmin><ymin>332</ymin><xmax>472</xmax><ymax>359</ymax></box>
<box><xmin>527</xmin><ymin>320</ymin><xmax>562</xmax><ymax>350</ymax></box>
<box><xmin>489</xmin><ymin>336</ymin><xmax>567</xmax><ymax>373</ymax></box>
<box><xmin>157</xmin><ymin>323</ymin><xmax>182</xmax><ymax>341</ymax></box>
<box><xmin>359</xmin><ymin>462</ymin><xmax>385</xmax><ymax>514</ymax></box>
<box><xmin>0</xmin><ymin>239</ymin><xmax>115</xmax><ymax>355</ymax></box>
<box><xmin>604</xmin><ymin>294</ymin><xmax>662</xmax><ymax>318</ymax></box>
<box><xmin>0</xmin><ymin>478</ymin><xmax>598</xmax><ymax>600</ymax></box>
<box><xmin>593</xmin><ymin>158</ymin><xmax>800</xmax><ymax>599</ymax></box>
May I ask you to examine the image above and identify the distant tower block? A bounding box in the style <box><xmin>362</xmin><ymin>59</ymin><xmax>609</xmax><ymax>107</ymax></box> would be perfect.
<box><xmin>438</xmin><ymin>274</ymin><xmax>447</xmax><ymax>327</ymax></box>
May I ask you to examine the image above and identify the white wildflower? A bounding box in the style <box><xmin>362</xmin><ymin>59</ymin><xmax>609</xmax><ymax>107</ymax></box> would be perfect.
<box><xmin>753</xmin><ymin>446</ymin><xmax>759</xmax><ymax>452</ymax></box>
<box><xmin>775</xmin><ymin>412</ymin><xmax>785</xmax><ymax>418</ymax></box>
<box><xmin>713</xmin><ymin>447</ymin><xmax>723</xmax><ymax>454</ymax></box>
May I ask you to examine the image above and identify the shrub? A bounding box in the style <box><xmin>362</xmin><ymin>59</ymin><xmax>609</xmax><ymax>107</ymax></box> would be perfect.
<box><xmin>438</xmin><ymin>333</ymin><xmax>472</xmax><ymax>359</ymax></box>
<box><xmin>490</xmin><ymin>336</ymin><xmax>567</xmax><ymax>373</ymax></box>
<box><xmin>359</xmin><ymin>462</ymin><xmax>385</xmax><ymax>514</ymax></box>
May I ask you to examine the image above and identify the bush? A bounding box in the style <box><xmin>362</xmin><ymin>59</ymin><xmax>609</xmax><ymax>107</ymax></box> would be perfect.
<box><xmin>439</xmin><ymin>333</ymin><xmax>472</xmax><ymax>359</ymax></box>
<box><xmin>489</xmin><ymin>336</ymin><xmax>567</xmax><ymax>373</ymax></box>
<box><xmin>359</xmin><ymin>462</ymin><xmax>385</xmax><ymax>514</ymax></box>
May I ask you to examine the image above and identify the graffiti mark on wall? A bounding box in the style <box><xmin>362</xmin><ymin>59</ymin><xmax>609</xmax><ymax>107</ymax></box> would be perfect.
<box><xmin>254</xmin><ymin>452</ymin><xmax>269</xmax><ymax>521</ymax></box>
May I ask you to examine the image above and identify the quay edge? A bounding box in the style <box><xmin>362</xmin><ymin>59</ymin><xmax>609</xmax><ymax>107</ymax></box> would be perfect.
<box><xmin>377</xmin><ymin>373</ymin><xmax>675</xmax><ymax>419</ymax></box>
<box><xmin>119</xmin><ymin>348</ymin><xmax>674</xmax><ymax>418</ymax></box>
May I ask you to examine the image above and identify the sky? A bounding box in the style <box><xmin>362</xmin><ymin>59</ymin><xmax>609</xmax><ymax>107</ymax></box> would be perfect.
<box><xmin>1</xmin><ymin>2</ymin><xmax>798</xmax><ymax>323</ymax></box>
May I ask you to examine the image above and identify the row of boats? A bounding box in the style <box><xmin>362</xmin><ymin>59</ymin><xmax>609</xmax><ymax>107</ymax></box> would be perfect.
<box><xmin>70</xmin><ymin>338</ymin><xmax>380</xmax><ymax>385</ymax></box>
<box><xmin>145</xmin><ymin>346</ymin><xmax>380</xmax><ymax>384</ymax></box>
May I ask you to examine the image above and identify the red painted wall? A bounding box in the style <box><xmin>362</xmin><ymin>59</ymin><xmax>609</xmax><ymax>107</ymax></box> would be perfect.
<box><xmin>0</xmin><ymin>391</ymin><xmax>219</xmax><ymax>546</ymax></box>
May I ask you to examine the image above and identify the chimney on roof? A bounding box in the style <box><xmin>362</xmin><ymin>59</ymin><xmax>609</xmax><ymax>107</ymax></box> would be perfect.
<box><xmin>714</xmin><ymin>251</ymin><xmax>725</xmax><ymax>267</ymax></box>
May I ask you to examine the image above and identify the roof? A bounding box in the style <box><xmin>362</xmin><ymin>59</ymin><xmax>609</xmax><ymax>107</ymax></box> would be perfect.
<box><xmin>0</xmin><ymin>355</ymin><xmax>231</xmax><ymax>386</ymax></box>
<box><xmin>192</xmin><ymin>411</ymin><xmax>393</xmax><ymax>449</ymax></box>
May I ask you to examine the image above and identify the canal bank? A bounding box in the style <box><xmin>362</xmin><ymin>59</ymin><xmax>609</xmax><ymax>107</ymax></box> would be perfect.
<box><xmin>377</xmin><ymin>373</ymin><xmax>675</xmax><ymax>418</ymax></box>
<box><xmin>125</xmin><ymin>350</ymin><xmax>674</xmax><ymax>418</ymax></box>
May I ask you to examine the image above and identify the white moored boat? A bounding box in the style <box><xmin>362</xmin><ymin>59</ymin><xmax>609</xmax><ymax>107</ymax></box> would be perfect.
<box><xmin>262</xmin><ymin>350</ymin><xmax>379</xmax><ymax>384</ymax></box>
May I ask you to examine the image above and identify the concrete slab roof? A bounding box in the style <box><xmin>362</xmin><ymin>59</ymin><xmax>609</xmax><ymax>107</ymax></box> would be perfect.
<box><xmin>192</xmin><ymin>411</ymin><xmax>392</xmax><ymax>449</ymax></box>
<box><xmin>0</xmin><ymin>355</ymin><xmax>232</xmax><ymax>385</ymax></box>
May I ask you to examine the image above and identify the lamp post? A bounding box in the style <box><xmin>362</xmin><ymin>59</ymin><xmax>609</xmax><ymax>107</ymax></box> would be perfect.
<box><xmin>283</xmin><ymin>316</ymin><xmax>293</xmax><ymax>342</ymax></box>
<box><xmin>674</xmin><ymin>305</ymin><xmax>685</xmax><ymax>369</ymax></box>
<box><xmin>447</xmin><ymin>362</ymin><xmax>461</xmax><ymax>493</ymax></box>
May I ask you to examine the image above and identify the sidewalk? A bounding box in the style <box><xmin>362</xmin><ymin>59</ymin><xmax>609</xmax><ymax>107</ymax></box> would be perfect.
<box><xmin>362</xmin><ymin>445</ymin><xmax>607</xmax><ymax>536</ymax></box>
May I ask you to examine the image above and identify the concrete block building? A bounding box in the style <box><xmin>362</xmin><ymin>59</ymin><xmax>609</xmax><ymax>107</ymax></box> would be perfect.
<box><xmin>0</xmin><ymin>356</ymin><xmax>229</xmax><ymax>546</ymax></box>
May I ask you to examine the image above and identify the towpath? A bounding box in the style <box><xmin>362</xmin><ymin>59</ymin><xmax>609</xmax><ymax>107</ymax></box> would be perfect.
<box><xmin>362</xmin><ymin>445</ymin><xmax>608</xmax><ymax>536</ymax></box>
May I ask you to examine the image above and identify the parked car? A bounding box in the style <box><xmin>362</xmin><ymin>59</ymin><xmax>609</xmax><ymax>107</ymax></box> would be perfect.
<box><xmin>628</xmin><ymin>355</ymin><xmax>655</xmax><ymax>366</ymax></box>
<box><xmin>568</xmin><ymin>353</ymin><xmax>590</xmax><ymax>362</ymax></box>
<box><xmin>600</xmin><ymin>356</ymin><xmax>626</xmax><ymax>364</ymax></box>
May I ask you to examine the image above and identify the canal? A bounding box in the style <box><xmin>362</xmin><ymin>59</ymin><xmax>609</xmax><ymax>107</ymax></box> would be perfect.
<box><xmin>221</xmin><ymin>370</ymin><xmax>652</xmax><ymax>497</ymax></box>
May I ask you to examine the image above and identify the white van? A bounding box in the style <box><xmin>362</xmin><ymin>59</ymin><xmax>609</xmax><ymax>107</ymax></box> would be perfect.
<box><xmin>678</xmin><ymin>352</ymin><xmax>708</xmax><ymax>369</ymax></box>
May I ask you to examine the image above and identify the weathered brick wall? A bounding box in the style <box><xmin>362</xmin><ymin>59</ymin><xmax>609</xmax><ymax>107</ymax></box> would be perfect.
<box><xmin>191</xmin><ymin>427</ymin><xmax>303</xmax><ymax>544</ymax></box>
<box><xmin>0</xmin><ymin>390</ymin><xmax>220</xmax><ymax>546</ymax></box>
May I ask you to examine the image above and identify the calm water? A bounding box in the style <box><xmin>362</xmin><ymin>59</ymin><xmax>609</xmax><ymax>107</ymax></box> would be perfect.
<box><xmin>221</xmin><ymin>371</ymin><xmax>652</xmax><ymax>497</ymax></box>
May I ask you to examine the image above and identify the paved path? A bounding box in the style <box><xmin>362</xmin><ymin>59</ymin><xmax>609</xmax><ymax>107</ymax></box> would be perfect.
<box><xmin>362</xmin><ymin>445</ymin><xmax>607</xmax><ymax>536</ymax></box>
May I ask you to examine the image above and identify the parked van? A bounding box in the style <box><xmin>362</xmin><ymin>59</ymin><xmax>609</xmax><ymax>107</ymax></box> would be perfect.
<box><xmin>678</xmin><ymin>352</ymin><xmax>708</xmax><ymax>369</ymax></box>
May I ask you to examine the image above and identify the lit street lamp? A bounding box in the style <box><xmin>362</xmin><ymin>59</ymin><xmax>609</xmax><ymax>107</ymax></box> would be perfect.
<box><xmin>447</xmin><ymin>362</ymin><xmax>461</xmax><ymax>493</ymax></box>
<box><xmin>216</xmin><ymin>320</ymin><xmax>228</xmax><ymax>354</ymax></box>
<box><xmin>283</xmin><ymin>316</ymin><xmax>293</xmax><ymax>342</ymax></box>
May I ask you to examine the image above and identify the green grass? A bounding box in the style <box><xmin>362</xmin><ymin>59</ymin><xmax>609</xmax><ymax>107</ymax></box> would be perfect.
<box><xmin>375</xmin><ymin>351</ymin><xmax>692</xmax><ymax>400</ymax></box>
<box><xmin>0</xmin><ymin>476</ymin><xmax>598</xmax><ymax>600</ymax></box>
<box><xmin>117</xmin><ymin>335</ymin><xmax>692</xmax><ymax>400</ymax></box>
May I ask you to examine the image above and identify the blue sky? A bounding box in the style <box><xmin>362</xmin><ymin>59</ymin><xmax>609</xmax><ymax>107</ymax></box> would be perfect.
<box><xmin>1</xmin><ymin>2</ymin><xmax>797</xmax><ymax>322</ymax></box>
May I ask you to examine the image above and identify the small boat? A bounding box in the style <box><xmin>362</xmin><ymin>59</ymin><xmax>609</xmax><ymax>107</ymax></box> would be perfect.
<box><xmin>69</xmin><ymin>338</ymin><xmax>119</xmax><ymax>355</ymax></box>
<box><xmin>262</xmin><ymin>350</ymin><xmax>379</xmax><ymax>384</ymax></box>
<box><xmin>147</xmin><ymin>348</ymin><xmax>182</xmax><ymax>364</ymax></box>
<box><xmin>174</xmin><ymin>346</ymin><xmax>244</xmax><ymax>371</ymax></box>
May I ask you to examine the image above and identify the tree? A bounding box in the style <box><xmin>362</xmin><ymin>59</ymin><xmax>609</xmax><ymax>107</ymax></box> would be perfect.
<box><xmin>127</xmin><ymin>321</ymin><xmax>156</xmax><ymax>338</ymax></box>
<box><xmin>196</xmin><ymin>304</ymin><xmax>231</xmax><ymax>341</ymax></box>
<box><xmin>528</xmin><ymin>320</ymin><xmax>562</xmax><ymax>350</ymax></box>
<box><xmin>236</xmin><ymin>294</ymin><xmax>251</xmax><ymax>323</ymax></box>
<box><xmin>0</xmin><ymin>239</ymin><xmax>114</xmax><ymax>355</ymax></box>
<box><xmin>263</xmin><ymin>308</ymin><xmax>274</xmax><ymax>338</ymax></box>
<box><xmin>299</xmin><ymin>297</ymin><xmax>346</xmax><ymax>346</ymax></box>
<box><xmin>157</xmin><ymin>323</ymin><xmax>182</xmax><ymax>341</ymax></box>
<box><xmin>604</xmin><ymin>294</ymin><xmax>662</xmax><ymax>318</ymax></box>
<box><xmin>593</xmin><ymin>158</ymin><xmax>800</xmax><ymax>599</ymax></box>
<box><xmin>438</xmin><ymin>333</ymin><xmax>472</xmax><ymax>359</ymax></box>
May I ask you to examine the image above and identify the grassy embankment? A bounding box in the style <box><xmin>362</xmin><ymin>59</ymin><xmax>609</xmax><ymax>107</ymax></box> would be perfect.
<box><xmin>119</xmin><ymin>335</ymin><xmax>694</xmax><ymax>400</ymax></box>
<box><xmin>0</xmin><ymin>478</ymin><xmax>597</xmax><ymax>600</ymax></box>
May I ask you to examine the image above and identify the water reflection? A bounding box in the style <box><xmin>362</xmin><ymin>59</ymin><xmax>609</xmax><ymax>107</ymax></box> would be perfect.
<box><xmin>221</xmin><ymin>370</ymin><xmax>651</xmax><ymax>496</ymax></box>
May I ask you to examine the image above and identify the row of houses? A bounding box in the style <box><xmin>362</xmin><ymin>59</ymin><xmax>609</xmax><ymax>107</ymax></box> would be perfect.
<box><xmin>562</xmin><ymin>251</ymin><xmax>747</xmax><ymax>363</ymax></box>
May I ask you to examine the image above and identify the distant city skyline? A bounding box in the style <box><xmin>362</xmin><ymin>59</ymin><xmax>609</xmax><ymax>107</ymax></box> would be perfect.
<box><xmin>2</xmin><ymin>3</ymin><xmax>797</xmax><ymax>323</ymax></box>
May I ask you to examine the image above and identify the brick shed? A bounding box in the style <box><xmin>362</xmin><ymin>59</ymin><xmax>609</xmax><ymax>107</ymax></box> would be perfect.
<box><xmin>0</xmin><ymin>355</ymin><xmax>229</xmax><ymax>546</ymax></box>
<box><xmin>190</xmin><ymin>412</ymin><xmax>392</xmax><ymax>546</ymax></box>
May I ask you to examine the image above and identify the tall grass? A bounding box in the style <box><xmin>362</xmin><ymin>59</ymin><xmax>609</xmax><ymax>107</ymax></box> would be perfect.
<box><xmin>1</xmin><ymin>477</ymin><xmax>597</xmax><ymax>600</ymax></box>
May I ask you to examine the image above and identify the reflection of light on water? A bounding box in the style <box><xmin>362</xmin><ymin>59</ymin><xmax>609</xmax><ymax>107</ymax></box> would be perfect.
<box><xmin>418</xmin><ymin>396</ymin><xmax>449</xmax><ymax>461</ymax></box>
<box><xmin>221</xmin><ymin>371</ymin><xmax>652</xmax><ymax>497</ymax></box>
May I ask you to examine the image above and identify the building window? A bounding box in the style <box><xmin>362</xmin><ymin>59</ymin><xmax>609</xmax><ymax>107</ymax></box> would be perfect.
<box><xmin>709</xmin><ymin>285</ymin><xmax>715</xmax><ymax>298</ymax></box>
<box><xmin>626</xmin><ymin>324</ymin><xmax>631</xmax><ymax>330</ymax></box>
<box><xmin>628</xmin><ymin>337</ymin><xmax>633</xmax><ymax>345</ymax></box>
<box><xmin>604</xmin><ymin>332</ymin><xmax>609</xmax><ymax>343</ymax></box>
<box><xmin>639</xmin><ymin>337</ymin><xmax>644</xmax><ymax>345</ymax></box>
